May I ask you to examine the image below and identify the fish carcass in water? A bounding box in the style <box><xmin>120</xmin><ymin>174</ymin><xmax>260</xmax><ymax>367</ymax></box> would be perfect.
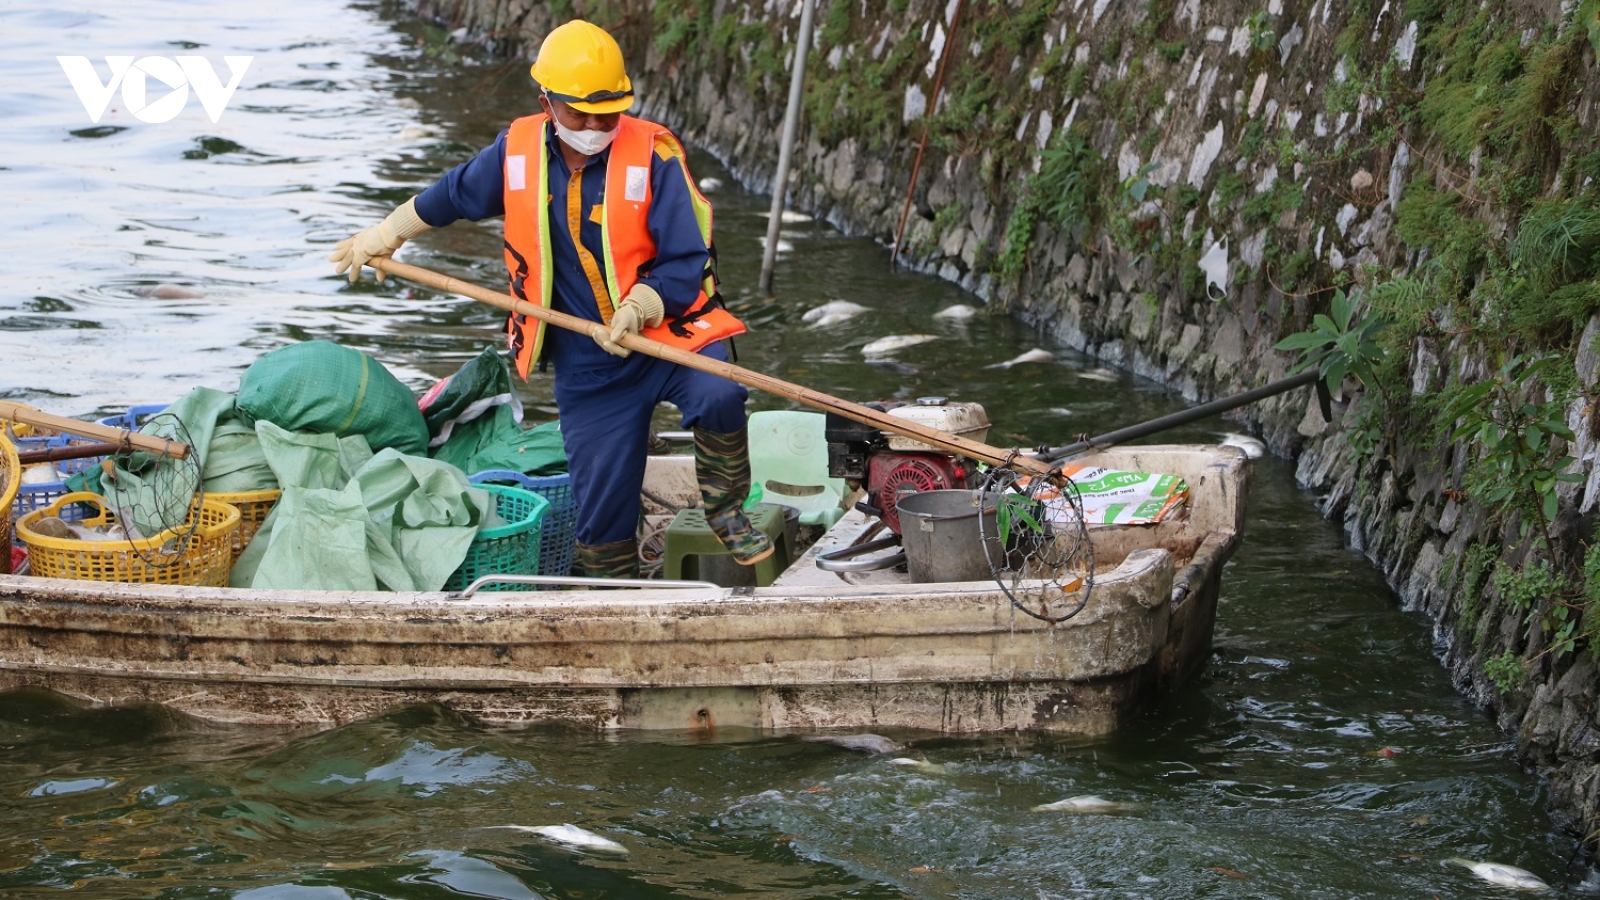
<box><xmin>1031</xmin><ymin>794</ymin><xmax>1139</xmax><ymax>814</ymax></box>
<box><xmin>886</xmin><ymin>757</ymin><xmax>947</xmax><ymax>774</ymax></box>
<box><xmin>1445</xmin><ymin>858</ymin><xmax>1550</xmax><ymax>892</ymax></box>
<box><xmin>983</xmin><ymin>348</ymin><xmax>1054</xmax><ymax>369</ymax></box>
<box><xmin>697</xmin><ymin>176</ymin><xmax>724</xmax><ymax>192</ymax></box>
<box><xmin>133</xmin><ymin>284</ymin><xmax>206</xmax><ymax>299</ymax></box>
<box><xmin>801</xmin><ymin>733</ymin><xmax>905</xmax><ymax>754</ymax></box>
<box><xmin>861</xmin><ymin>334</ymin><xmax>938</xmax><ymax>356</ymax></box>
<box><xmin>1219</xmin><ymin>433</ymin><xmax>1266</xmax><ymax>459</ymax></box>
<box><xmin>1074</xmin><ymin>368</ymin><xmax>1119</xmax><ymax>383</ymax></box>
<box><xmin>489</xmin><ymin>824</ymin><xmax>628</xmax><ymax>855</ymax></box>
<box><xmin>933</xmin><ymin>304</ymin><xmax>976</xmax><ymax>320</ymax></box>
<box><xmin>802</xmin><ymin>300</ymin><xmax>868</xmax><ymax>326</ymax></box>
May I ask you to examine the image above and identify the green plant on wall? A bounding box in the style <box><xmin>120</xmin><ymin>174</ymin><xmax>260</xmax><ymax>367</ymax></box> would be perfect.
<box><xmin>1274</xmin><ymin>288</ymin><xmax>1388</xmax><ymax>394</ymax></box>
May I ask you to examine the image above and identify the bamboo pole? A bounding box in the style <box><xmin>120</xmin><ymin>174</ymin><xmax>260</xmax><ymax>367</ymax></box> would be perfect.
<box><xmin>371</xmin><ymin>259</ymin><xmax>1053</xmax><ymax>476</ymax></box>
<box><xmin>0</xmin><ymin>402</ymin><xmax>190</xmax><ymax>459</ymax></box>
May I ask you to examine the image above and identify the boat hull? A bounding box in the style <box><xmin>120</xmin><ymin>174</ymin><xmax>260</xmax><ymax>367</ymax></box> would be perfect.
<box><xmin>0</xmin><ymin>445</ymin><xmax>1247</xmax><ymax>734</ymax></box>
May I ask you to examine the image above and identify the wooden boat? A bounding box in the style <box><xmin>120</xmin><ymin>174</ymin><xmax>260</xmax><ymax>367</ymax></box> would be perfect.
<box><xmin>0</xmin><ymin>444</ymin><xmax>1248</xmax><ymax>735</ymax></box>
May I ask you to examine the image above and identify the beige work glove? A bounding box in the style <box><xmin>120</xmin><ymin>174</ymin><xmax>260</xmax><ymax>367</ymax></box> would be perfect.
<box><xmin>596</xmin><ymin>283</ymin><xmax>666</xmax><ymax>358</ymax></box>
<box><xmin>329</xmin><ymin>197</ymin><xmax>431</xmax><ymax>282</ymax></box>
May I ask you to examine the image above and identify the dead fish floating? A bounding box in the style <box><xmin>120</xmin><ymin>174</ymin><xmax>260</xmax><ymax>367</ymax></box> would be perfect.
<box><xmin>801</xmin><ymin>733</ymin><xmax>905</xmax><ymax>754</ymax></box>
<box><xmin>802</xmin><ymin>300</ymin><xmax>868</xmax><ymax>327</ymax></box>
<box><xmin>984</xmin><ymin>348</ymin><xmax>1054</xmax><ymax>369</ymax></box>
<box><xmin>487</xmin><ymin>824</ymin><xmax>628</xmax><ymax>855</ymax></box>
<box><xmin>886</xmin><ymin>757</ymin><xmax>947</xmax><ymax>774</ymax></box>
<box><xmin>697</xmin><ymin>177</ymin><xmax>724</xmax><ymax>193</ymax></box>
<box><xmin>933</xmin><ymin>304</ymin><xmax>976</xmax><ymax>320</ymax></box>
<box><xmin>1074</xmin><ymin>368</ymin><xmax>1119</xmax><ymax>383</ymax></box>
<box><xmin>1219</xmin><ymin>433</ymin><xmax>1266</xmax><ymax>459</ymax></box>
<box><xmin>1445</xmin><ymin>858</ymin><xmax>1550</xmax><ymax>892</ymax></box>
<box><xmin>1031</xmin><ymin>794</ymin><xmax>1139</xmax><ymax>814</ymax></box>
<box><xmin>132</xmin><ymin>284</ymin><xmax>206</xmax><ymax>299</ymax></box>
<box><xmin>861</xmin><ymin>334</ymin><xmax>938</xmax><ymax>356</ymax></box>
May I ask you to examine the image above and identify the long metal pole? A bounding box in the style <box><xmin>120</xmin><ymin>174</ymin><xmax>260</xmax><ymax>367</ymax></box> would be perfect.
<box><xmin>372</xmin><ymin>259</ymin><xmax>1053</xmax><ymax>476</ymax></box>
<box><xmin>757</xmin><ymin>0</ymin><xmax>817</xmax><ymax>295</ymax></box>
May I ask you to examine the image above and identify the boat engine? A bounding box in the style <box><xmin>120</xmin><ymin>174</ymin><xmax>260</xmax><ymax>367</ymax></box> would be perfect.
<box><xmin>824</xmin><ymin>397</ymin><xmax>991</xmax><ymax>534</ymax></box>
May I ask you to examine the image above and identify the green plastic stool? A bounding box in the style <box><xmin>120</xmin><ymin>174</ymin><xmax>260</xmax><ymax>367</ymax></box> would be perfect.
<box><xmin>662</xmin><ymin>504</ymin><xmax>791</xmax><ymax>587</ymax></box>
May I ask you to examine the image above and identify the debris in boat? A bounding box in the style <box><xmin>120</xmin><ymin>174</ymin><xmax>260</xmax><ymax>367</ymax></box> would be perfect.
<box><xmin>983</xmin><ymin>348</ymin><xmax>1053</xmax><ymax>369</ymax></box>
<box><xmin>132</xmin><ymin>284</ymin><xmax>205</xmax><ymax>299</ymax></box>
<box><xmin>1031</xmin><ymin>794</ymin><xmax>1139</xmax><ymax>814</ymax></box>
<box><xmin>21</xmin><ymin>464</ymin><xmax>63</xmax><ymax>485</ymax></box>
<box><xmin>1219</xmin><ymin>433</ymin><xmax>1266</xmax><ymax>459</ymax></box>
<box><xmin>24</xmin><ymin>516</ymin><xmax>128</xmax><ymax>542</ymax></box>
<box><xmin>1074</xmin><ymin>368</ymin><xmax>1119</xmax><ymax>383</ymax></box>
<box><xmin>861</xmin><ymin>334</ymin><xmax>937</xmax><ymax>356</ymax></box>
<box><xmin>28</xmin><ymin>516</ymin><xmax>76</xmax><ymax>539</ymax></box>
<box><xmin>886</xmin><ymin>757</ymin><xmax>946</xmax><ymax>774</ymax></box>
<box><xmin>488</xmin><ymin>824</ymin><xmax>628</xmax><ymax>855</ymax></box>
<box><xmin>1445</xmin><ymin>858</ymin><xmax>1550</xmax><ymax>891</ymax></box>
<box><xmin>933</xmin><ymin>304</ymin><xmax>976</xmax><ymax>320</ymax></box>
<box><xmin>802</xmin><ymin>300</ymin><xmax>868</xmax><ymax>328</ymax></box>
<box><xmin>698</xmin><ymin>176</ymin><xmax>724</xmax><ymax>192</ymax></box>
<box><xmin>801</xmin><ymin>733</ymin><xmax>905</xmax><ymax>754</ymax></box>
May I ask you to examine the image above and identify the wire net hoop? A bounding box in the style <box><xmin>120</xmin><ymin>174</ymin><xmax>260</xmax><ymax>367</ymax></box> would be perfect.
<box><xmin>102</xmin><ymin>413</ymin><xmax>204</xmax><ymax>567</ymax></box>
<box><xmin>977</xmin><ymin>466</ymin><xmax>1096</xmax><ymax>623</ymax></box>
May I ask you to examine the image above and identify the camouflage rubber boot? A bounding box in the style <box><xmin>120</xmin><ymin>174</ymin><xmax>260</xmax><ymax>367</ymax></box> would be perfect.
<box><xmin>575</xmin><ymin>537</ymin><xmax>640</xmax><ymax>582</ymax></box>
<box><xmin>693</xmin><ymin>428</ymin><xmax>774</xmax><ymax>566</ymax></box>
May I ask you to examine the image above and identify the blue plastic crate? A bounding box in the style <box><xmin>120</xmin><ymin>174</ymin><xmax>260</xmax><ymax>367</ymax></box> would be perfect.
<box><xmin>11</xmin><ymin>433</ymin><xmax>108</xmax><ymax>537</ymax></box>
<box><xmin>96</xmin><ymin>403</ymin><xmax>170</xmax><ymax>432</ymax></box>
<box><xmin>469</xmin><ymin>470</ymin><xmax>577</xmax><ymax>583</ymax></box>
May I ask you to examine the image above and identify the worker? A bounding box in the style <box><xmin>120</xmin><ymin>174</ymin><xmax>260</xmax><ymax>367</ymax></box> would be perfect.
<box><xmin>328</xmin><ymin>19</ymin><xmax>771</xmax><ymax>579</ymax></box>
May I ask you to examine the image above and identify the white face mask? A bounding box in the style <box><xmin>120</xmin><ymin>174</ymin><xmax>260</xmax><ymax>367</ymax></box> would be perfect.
<box><xmin>550</xmin><ymin>113</ymin><xmax>617</xmax><ymax>157</ymax></box>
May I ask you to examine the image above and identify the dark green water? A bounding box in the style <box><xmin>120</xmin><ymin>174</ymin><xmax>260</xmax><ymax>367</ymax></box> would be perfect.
<box><xmin>0</xmin><ymin>2</ymin><xmax>1585</xmax><ymax>896</ymax></box>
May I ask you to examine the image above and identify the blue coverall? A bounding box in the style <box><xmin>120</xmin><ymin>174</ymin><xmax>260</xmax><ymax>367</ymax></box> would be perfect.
<box><xmin>414</xmin><ymin>123</ymin><xmax>748</xmax><ymax>547</ymax></box>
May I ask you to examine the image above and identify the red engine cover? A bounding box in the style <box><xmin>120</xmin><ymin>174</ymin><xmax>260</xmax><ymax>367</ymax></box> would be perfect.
<box><xmin>868</xmin><ymin>452</ymin><xmax>969</xmax><ymax>534</ymax></box>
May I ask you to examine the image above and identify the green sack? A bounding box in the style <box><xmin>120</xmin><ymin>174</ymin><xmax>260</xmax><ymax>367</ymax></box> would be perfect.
<box><xmin>235</xmin><ymin>341</ymin><xmax>429</xmax><ymax>455</ymax></box>
<box><xmin>419</xmin><ymin>346</ymin><xmax>521</xmax><ymax>448</ymax></box>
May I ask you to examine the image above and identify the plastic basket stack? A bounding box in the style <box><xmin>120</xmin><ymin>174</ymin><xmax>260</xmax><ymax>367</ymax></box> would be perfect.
<box><xmin>468</xmin><ymin>471</ymin><xmax>578</xmax><ymax>583</ymax></box>
<box><xmin>0</xmin><ymin>434</ymin><xmax>17</xmax><ymax>574</ymax></box>
<box><xmin>17</xmin><ymin>492</ymin><xmax>241</xmax><ymax>587</ymax></box>
<box><xmin>444</xmin><ymin>483</ymin><xmax>550</xmax><ymax>593</ymax></box>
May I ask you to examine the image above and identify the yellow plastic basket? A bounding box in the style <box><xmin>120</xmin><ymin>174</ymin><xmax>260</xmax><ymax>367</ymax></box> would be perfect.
<box><xmin>17</xmin><ymin>492</ymin><xmax>241</xmax><ymax>587</ymax></box>
<box><xmin>207</xmin><ymin>488</ymin><xmax>281</xmax><ymax>561</ymax></box>
<box><xmin>0</xmin><ymin>434</ymin><xmax>17</xmax><ymax>574</ymax></box>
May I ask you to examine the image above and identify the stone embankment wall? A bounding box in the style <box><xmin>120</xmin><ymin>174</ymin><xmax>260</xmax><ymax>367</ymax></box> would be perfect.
<box><xmin>413</xmin><ymin>0</ymin><xmax>1600</xmax><ymax>857</ymax></box>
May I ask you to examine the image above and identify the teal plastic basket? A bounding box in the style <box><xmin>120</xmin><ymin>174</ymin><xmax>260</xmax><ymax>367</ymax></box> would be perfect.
<box><xmin>445</xmin><ymin>483</ymin><xmax>550</xmax><ymax>592</ymax></box>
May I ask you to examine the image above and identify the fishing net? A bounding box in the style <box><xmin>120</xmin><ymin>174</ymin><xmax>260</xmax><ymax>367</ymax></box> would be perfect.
<box><xmin>93</xmin><ymin>413</ymin><xmax>206</xmax><ymax>568</ymax></box>
<box><xmin>977</xmin><ymin>464</ymin><xmax>1095</xmax><ymax>623</ymax></box>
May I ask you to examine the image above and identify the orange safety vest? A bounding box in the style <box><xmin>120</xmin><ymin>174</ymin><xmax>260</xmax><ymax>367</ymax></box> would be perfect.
<box><xmin>501</xmin><ymin>113</ymin><xmax>745</xmax><ymax>380</ymax></box>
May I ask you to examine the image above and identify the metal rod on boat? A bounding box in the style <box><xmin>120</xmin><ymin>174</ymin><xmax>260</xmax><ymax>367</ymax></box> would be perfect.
<box><xmin>0</xmin><ymin>401</ymin><xmax>191</xmax><ymax>460</ymax></box>
<box><xmin>372</xmin><ymin>259</ymin><xmax>1055</xmax><ymax>476</ymax></box>
<box><xmin>757</xmin><ymin>0</ymin><xmax>817</xmax><ymax>295</ymax></box>
<box><xmin>16</xmin><ymin>442</ymin><xmax>125</xmax><ymax>465</ymax></box>
<box><xmin>1042</xmin><ymin>369</ymin><xmax>1322</xmax><ymax>462</ymax></box>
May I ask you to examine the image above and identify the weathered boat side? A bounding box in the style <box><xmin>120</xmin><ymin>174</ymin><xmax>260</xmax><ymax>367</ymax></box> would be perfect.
<box><xmin>0</xmin><ymin>445</ymin><xmax>1248</xmax><ymax>733</ymax></box>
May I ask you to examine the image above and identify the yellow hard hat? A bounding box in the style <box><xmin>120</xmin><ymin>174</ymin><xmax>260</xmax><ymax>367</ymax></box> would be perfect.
<box><xmin>530</xmin><ymin>20</ymin><xmax>634</xmax><ymax>114</ymax></box>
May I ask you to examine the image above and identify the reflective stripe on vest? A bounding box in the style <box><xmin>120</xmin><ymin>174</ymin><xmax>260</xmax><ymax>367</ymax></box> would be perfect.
<box><xmin>501</xmin><ymin>113</ymin><xmax>742</xmax><ymax>380</ymax></box>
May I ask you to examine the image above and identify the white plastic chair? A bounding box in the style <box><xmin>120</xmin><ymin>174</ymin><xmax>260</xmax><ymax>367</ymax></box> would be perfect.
<box><xmin>748</xmin><ymin>410</ymin><xmax>846</xmax><ymax>529</ymax></box>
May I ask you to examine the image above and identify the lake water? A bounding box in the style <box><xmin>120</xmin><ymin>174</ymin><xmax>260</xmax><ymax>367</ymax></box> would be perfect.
<box><xmin>0</xmin><ymin>1</ymin><xmax>1586</xmax><ymax>897</ymax></box>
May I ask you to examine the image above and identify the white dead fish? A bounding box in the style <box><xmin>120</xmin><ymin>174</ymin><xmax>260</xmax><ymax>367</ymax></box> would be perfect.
<box><xmin>133</xmin><ymin>284</ymin><xmax>205</xmax><ymax>299</ymax></box>
<box><xmin>489</xmin><ymin>824</ymin><xmax>628</xmax><ymax>855</ymax></box>
<box><xmin>801</xmin><ymin>733</ymin><xmax>905</xmax><ymax>754</ymax></box>
<box><xmin>861</xmin><ymin>334</ymin><xmax>937</xmax><ymax>356</ymax></box>
<box><xmin>1047</xmin><ymin>408</ymin><xmax>1074</xmax><ymax>416</ymax></box>
<box><xmin>1031</xmin><ymin>794</ymin><xmax>1139</xmax><ymax>814</ymax></box>
<box><xmin>697</xmin><ymin>176</ymin><xmax>724</xmax><ymax>193</ymax></box>
<box><xmin>933</xmin><ymin>304</ymin><xmax>976</xmax><ymax>320</ymax></box>
<box><xmin>1445</xmin><ymin>858</ymin><xmax>1550</xmax><ymax>892</ymax></box>
<box><xmin>1074</xmin><ymin>368</ymin><xmax>1119</xmax><ymax>383</ymax></box>
<box><xmin>886</xmin><ymin>757</ymin><xmax>947</xmax><ymax>774</ymax></box>
<box><xmin>1219</xmin><ymin>433</ymin><xmax>1266</xmax><ymax>459</ymax></box>
<box><xmin>801</xmin><ymin>300</ymin><xmax>868</xmax><ymax>324</ymax></box>
<box><xmin>397</xmin><ymin>124</ymin><xmax>439</xmax><ymax>142</ymax></box>
<box><xmin>760</xmin><ymin>209</ymin><xmax>812</xmax><ymax>223</ymax></box>
<box><xmin>984</xmin><ymin>348</ymin><xmax>1054</xmax><ymax>369</ymax></box>
<box><xmin>21</xmin><ymin>464</ymin><xmax>63</xmax><ymax>485</ymax></box>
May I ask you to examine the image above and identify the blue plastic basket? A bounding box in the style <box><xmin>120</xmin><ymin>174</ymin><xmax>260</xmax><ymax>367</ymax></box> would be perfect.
<box><xmin>469</xmin><ymin>470</ymin><xmax>577</xmax><ymax>583</ymax></box>
<box><xmin>96</xmin><ymin>403</ymin><xmax>170</xmax><ymax>432</ymax></box>
<box><xmin>444</xmin><ymin>483</ymin><xmax>550</xmax><ymax>593</ymax></box>
<box><xmin>10</xmin><ymin>432</ymin><xmax>108</xmax><ymax>538</ymax></box>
